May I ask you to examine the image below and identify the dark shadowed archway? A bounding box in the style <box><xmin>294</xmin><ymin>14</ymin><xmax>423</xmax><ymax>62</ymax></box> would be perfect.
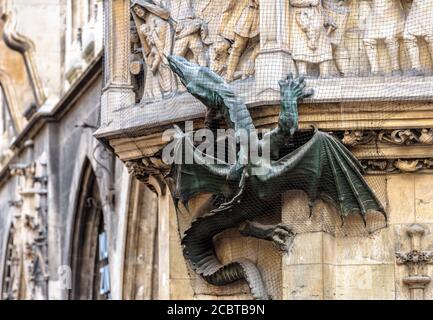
<box><xmin>70</xmin><ymin>159</ymin><xmax>109</xmax><ymax>300</ymax></box>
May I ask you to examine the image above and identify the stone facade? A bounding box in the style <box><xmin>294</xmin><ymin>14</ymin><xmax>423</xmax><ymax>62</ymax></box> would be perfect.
<box><xmin>0</xmin><ymin>0</ymin><xmax>432</xmax><ymax>300</ymax></box>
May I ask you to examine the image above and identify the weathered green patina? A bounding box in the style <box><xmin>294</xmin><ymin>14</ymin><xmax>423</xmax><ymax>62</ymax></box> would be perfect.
<box><xmin>167</xmin><ymin>55</ymin><xmax>386</xmax><ymax>300</ymax></box>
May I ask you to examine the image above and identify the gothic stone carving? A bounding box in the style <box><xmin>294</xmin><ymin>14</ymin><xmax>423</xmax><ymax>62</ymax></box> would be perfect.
<box><xmin>343</xmin><ymin>129</ymin><xmax>433</xmax><ymax>147</ymax></box>
<box><xmin>403</xmin><ymin>0</ymin><xmax>433</xmax><ymax>76</ymax></box>
<box><xmin>361</xmin><ymin>0</ymin><xmax>405</xmax><ymax>76</ymax></box>
<box><xmin>342</xmin><ymin>130</ymin><xmax>376</xmax><ymax>147</ymax></box>
<box><xmin>2</xmin><ymin>211</ymin><xmax>21</xmax><ymax>300</ymax></box>
<box><xmin>289</xmin><ymin>0</ymin><xmax>334</xmax><ymax>77</ymax></box>
<box><xmin>171</xmin><ymin>0</ymin><xmax>209</xmax><ymax>67</ymax></box>
<box><xmin>216</xmin><ymin>0</ymin><xmax>260</xmax><ymax>82</ymax></box>
<box><xmin>125</xmin><ymin>157</ymin><xmax>171</xmax><ymax>193</ymax></box>
<box><xmin>130</xmin><ymin>0</ymin><xmax>176</xmax><ymax>103</ymax></box>
<box><xmin>324</xmin><ymin>0</ymin><xmax>350</xmax><ymax>76</ymax></box>
<box><xmin>362</xmin><ymin>158</ymin><xmax>433</xmax><ymax>173</ymax></box>
<box><xmin>396</xmin><ymin>224</ymin><xmax>433</xmax><ymax>300</ymax></box>
<box><xmin>5</xmin><ymin>157</ymin><xmax>49</xmax><ymax>300</ymax></box>
<box><xmin>130</xmin><ymin>0</ymin><xmax>261</xmax><ymax>104</ymax></box>
<box><xmin>128</xmin><ymin>0</ymin><xmax>433</xmax><ymax>105</ymax></box>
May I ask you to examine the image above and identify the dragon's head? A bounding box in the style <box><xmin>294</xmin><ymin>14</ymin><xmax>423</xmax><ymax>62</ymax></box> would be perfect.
<box><xmin>168</xmin><ymin>55</ymin><xmax>228</xmax><ymax>107</ymax></box>
<box><xmin>168</xmin><ymin>55</ymin><xmax>200</xmax><ymax>88</ymax></box>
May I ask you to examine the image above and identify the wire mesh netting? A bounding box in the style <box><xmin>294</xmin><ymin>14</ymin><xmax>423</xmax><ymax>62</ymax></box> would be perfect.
<box><xmin>111</xmin><ymin>0</ymin><xmax>433</xmax><ymax>299</ymax></box>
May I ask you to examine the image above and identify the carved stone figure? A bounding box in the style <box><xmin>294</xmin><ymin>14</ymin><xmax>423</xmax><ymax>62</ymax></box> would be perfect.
<box><xmin>167</xmin><ymin>55</ymin><xmax>386</xmax><ymax>300</ymax></box>
<box><xmin>289</xmin><ymin>0</ymin><xmax>334</xmax><ymax>77</ymax></box>
<box><xmin>361</xmin><ymin>0</ymin><xmax>405</xmax><ymax>76</ymax></box>
<box><xmin>403</xmin><ymin>0</ymin><xmax>433</xmax><ymax>76</ymax></box>
<box><xmin>323</xmin><ymin>0</ymin><xmax>351</xmax><ymax>76</ymax></box>
<box><xmin>131</xmin><ymin>0</ymin><xmax>175</xmax><ymax>102</ymax></box>
<box><xmin>171</xmin><ymin>0</ymin><xmax>209</xmax><ymax>66</ymax></box>
<box><xmin>216</xmin><ymin>0</ymin><xmax>260</xmax><ymax>82</ymax></box>
<box><xmin>419</xmin><ymin>129</ymin><xmax>433</xmax><ymax>145</ymax></box>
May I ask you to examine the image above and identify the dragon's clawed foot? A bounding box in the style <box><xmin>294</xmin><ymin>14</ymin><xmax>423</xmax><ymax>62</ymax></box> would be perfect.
<box><xmin>239</xmin><ymin>221</ymin><xmax>295</xmax><ymax>253</ymax></box>
<box><xmin>278</xmin><ymin>73</ymin><xmax>314</xmax><ymax>101</ymax></box>
<box><xmin>270</xmin><ymin>224</ymin><xmax>295</xmax><ymax>252</ymax></box>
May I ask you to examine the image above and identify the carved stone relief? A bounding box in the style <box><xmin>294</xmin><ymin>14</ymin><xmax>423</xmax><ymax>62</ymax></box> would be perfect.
<box><xmin>403</xmin><ymin>0</ymin><xmax>433</xmax><ymax>76</ymax></box>
<box><xmin>361</xmin><ymin>158</ymin><xmax>433</xmax><ymax>173</ymax></box>
<box><xmin>341</xmin><ymin>129</ymin><xmax>433</xmax><ymax>173</ymax></box>
<box><xmin>215</xmin><ymin>0</ymin><xmax>260</xmax><ymax>82</ymax></box>
<box><xmin>130</xmin><ymin>0</ymin><xmax>176</xmax><ymax>103</ymax></box>
<box><xmin>2</xmin><ymin>154</ymin><xmax>49</xmax><ymax>300</ymax></box>
<box><xmin>361</xmin><ymin>0</ymin><xmax>405</xmax><ymax>76</ymax></box>
<box><xmin>129</xmin><ymin>0</ymin><xmax>261</xmax><ymax>103</ymax></box>
<box><xmin>342</xmin><ymin>129</ymin><xmax>433</xmax><ymax>147</ymax></box>
<box><xmin>289</xmin><ymin>0</ymin><xmax>334</xmax><ymax>77</ymax></box>
<box><xmin>128</xmin><ymin>0</ymin><xmax>433</xmax><ymax>104</ymax></box>
<box><xmin>125</xmin><ymin>157</ymin><xmax>171</xmax><ymax>193</ymax></box>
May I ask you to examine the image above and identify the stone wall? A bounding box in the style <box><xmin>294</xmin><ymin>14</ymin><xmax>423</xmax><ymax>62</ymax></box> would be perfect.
<box><xmin>164</xmin><ymin>173</ymin><xmax>433</xmax><ymax>300</ymax></box>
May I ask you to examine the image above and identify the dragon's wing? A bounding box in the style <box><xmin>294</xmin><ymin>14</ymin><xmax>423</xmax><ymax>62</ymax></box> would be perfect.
<box><xmin>172</xmin><ymin>163</ymin><xmax>232</xmax><ymax>205</ymax></box>
<box><xmin>171</xmin><ymin>135</ymin><xmax>233</xmax><ymax>205</ymax></box>
<box><xmin>259</xmin><ymin>129</ymin><xmax>386</xmax><ymax>222</ymax></box>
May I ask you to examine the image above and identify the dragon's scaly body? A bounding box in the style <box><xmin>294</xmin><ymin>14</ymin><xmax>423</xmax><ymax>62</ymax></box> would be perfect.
<box><xmin>167</xmin><ymin>56</ymin><xmax>386</xmax><ymax>300</ymax></box>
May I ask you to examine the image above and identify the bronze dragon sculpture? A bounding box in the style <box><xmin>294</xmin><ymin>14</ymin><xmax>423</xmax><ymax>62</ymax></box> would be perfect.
<box><xmin>166</xmin><ymin>55</ymin><xmax>387</xmax><ymax>300</ymax></box>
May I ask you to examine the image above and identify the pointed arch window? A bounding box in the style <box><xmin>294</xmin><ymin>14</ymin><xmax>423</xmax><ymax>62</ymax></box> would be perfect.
<box><xmin>70</xmin><ymin>161</ymin><xmax>111</xmax><ymax>300</ymax></box>
<box><xmin>122</xmin><ymin>178</ymin><xmax>159</xmax><ymax>300</ymax></box>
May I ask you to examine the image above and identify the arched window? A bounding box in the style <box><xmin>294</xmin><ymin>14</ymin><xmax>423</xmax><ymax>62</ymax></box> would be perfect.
<box><xmin>122</xmin><ymin>178</ymin><xmax>159</xmax><ymax>300</ymax></box>
<box><xmin>70</xmin><ymin>161</ymin><xmax>110</xmax><ymax>300</ymax></box>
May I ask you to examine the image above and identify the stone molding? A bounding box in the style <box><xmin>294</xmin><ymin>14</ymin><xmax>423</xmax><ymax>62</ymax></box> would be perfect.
<box><xmin>361</xmin><ymin>159</ymin><xmax>433</xmax><ymax>174</ymax></box>
<box><xmin>343</xmin><ymin>129</ymin><xmax>433</xmax><ymax>147</ymax></box>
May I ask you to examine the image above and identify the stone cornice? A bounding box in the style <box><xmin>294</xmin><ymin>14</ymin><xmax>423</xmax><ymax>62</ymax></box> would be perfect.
<box><xmin>99</xmin><ymin>99</ymin><xmax>433</xmax><ymax>162</ymax></box>
<box><xmin>95</xmin><ymin>76</ymin><xmax>433</xmax><ymax>141</ymax></box>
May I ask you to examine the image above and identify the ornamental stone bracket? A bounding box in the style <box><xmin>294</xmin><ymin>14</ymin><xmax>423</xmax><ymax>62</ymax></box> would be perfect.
<box><xmin>125</xmin><ymin>156</ymin><xmax>173</xmax><ymax>300</ymax></box>
<box><xmin>125</xmin><ymin>157</ymin><xmax>172</xmax><ymax>195</ymax></box>
<box><xmin>396</xmin><ymin>224</ymin><xmax>433</xmax><ymax>300</ymax></box>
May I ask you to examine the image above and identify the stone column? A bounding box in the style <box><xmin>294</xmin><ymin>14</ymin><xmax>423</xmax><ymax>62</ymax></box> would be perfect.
<box><xmin>157</xmin><ymin>185</ymin><xmax>171</xmax><ymax>300</ymax></box>
<box><xmin>100</xmin><ymin>0</ymin><xmax>135</xmax><ymax>129</ymax></box>
<box><xmin>256</xmin><ymin>0</ymin><xmax>296</xmax><ymax>92</ymax></box>
<box><xmin>126</xmin><ymin>159</ymin><xmax>172</xmax><ymax>300</ymax></box>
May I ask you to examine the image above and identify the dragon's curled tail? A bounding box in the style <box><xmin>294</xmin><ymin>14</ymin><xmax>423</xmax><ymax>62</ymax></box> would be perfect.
<box><xmin>182</xmin><ymin>207</ymin><xmax>270</xmax><ymax>300</ymax></box>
